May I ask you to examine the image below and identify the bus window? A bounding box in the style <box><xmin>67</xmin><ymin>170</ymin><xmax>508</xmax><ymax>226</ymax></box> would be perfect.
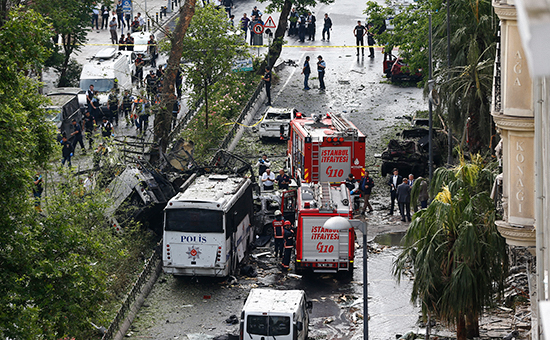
<box><xmin>165</xmin><ymin>209</ymin><xmax>223</xmax><ymax>233</ymax></box>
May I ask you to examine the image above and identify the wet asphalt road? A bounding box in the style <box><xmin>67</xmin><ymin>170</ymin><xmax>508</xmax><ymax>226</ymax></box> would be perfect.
<box><xmin>128</xmin><ymin>0</ymin><xmax>427</xmax><ymax>338</ymax></box>
<box><xmin>122</xmin><ymin>0</ymin><xmax>428</xmax><ymax>338</ymax></box>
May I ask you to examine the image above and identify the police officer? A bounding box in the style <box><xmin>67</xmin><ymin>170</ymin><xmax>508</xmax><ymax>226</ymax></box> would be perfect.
<box><xmin>134</xmin><ymin>53</ymin><xmax>144</xmax><ymax>87</ymax></box>
<box><xmin>137</xmin><ymin>97</ymin><xmax>150</xmax><ymax>135</ymax></box>
<box><xmin>353</xmin><ymin>20</ymin><xmax>366</xmax><ymax>56</ymax></box>
<box><xmin>118</xmin><ymin>35</ymin><xmax>126</xmax><ymax>50</ymax></box>
<box><xmin>70</xmin><ymin>119</ymin><xmax>85</xmax><ymax>153</ymax></box>
<box><xmin>61</xmin><ymin>135</ymin><xmax>74</xmax><ymax>167</ymax></box>
<box><xmin>101</xmin><ymin>116</ymin><xmax>113</xmax><ymax>138</ymax></box>
<box><xmin>298</xmin><ymin>14</ymin><xmax>306</xmax><ymax>42</ymax></box>
<box><xmin>255</xmin><ymin>154</ymin><xmax>271</xmax><ymax>178</ymax></box>
<box><xmin>263</xmin><ymin>66</ymin><xmax>272</xmax><ymax>106</ymax></box>
<box><xmin>107</xmin><ymin>90</ymin><xmax>119</xmax><ymax>126</ymax></box>
<box><xmin>145</xmin><ymin>70</ymin><xmax>158</xmax><ymax>99</ymax></box>
<box><xmin>281</xmin><ymin>221</ymin><xmax>294</xmax><ymax>271</ymax></box>
<box><xmin>83</xmin><ymin>111</ymin><xmax>95</xmax><ymax>150</ymax></box>
<box><xmin>125</xmin><ymin>32</ymin><xmax>134</xmax><ymax>51</ymax></box>
<box><xmin>272</xmin><ymin>210</ymin><xmax>285</xmax><ymax>258</ymax></box>
<box><xmin>147</xmin><ymin>35</ymin><xmax>157</xmax><ymax>67</ymax></box>
<box><xmin>122</xmin><ymin>90</ymin><xmax>133</xmax><ymax>125</ymax></box>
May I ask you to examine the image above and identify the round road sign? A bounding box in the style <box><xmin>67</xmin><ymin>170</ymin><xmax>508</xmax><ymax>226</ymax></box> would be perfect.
<box><xmin>253</xmin><ymin>23</ymin><xmax>264</xmax><ymax>34</ymax></box>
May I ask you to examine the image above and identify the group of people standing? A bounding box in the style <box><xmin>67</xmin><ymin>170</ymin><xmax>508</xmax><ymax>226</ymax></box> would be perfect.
<box><xmin>345</xmin><ymin>168</ymin><xmax>429</xmax><ymax>222</ymax></box>
<box><xmin>288</xmin><ymin>8</ymin><xmax>317</xmax><ymax>42</ymax></box>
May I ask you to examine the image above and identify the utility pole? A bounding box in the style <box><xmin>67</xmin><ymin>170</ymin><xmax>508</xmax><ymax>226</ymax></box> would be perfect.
<box><xmin>428</xmin><ymin>13</ymin><xmax>434</xmax><ymax>180</ymax></box>
<box><xmin>447</xmin><ymin>0</ymin><xmax>453</xmax><ymax>165</ymax></box>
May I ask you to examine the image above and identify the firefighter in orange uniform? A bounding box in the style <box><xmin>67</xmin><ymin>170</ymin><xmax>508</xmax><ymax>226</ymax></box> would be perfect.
<box><xmin>272</xmin><ymin>210</ymin><xmax>285</xmax><ymax>258</ymax></box>
<box><xmin>281</xmin><ymin>221</ymin><xmax>294</xmax><ymax>271</ymax></box>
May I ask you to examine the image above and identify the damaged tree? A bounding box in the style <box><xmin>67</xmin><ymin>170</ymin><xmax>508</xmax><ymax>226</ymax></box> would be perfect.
<box><xmin>154</xmin><ymin>0</ymin><xmax>196</xmax><ymax>154</ymax></box>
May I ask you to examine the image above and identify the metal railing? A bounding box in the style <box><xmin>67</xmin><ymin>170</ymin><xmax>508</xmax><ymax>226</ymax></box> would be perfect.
<box><xmin>218</xmin><ymin>80</ymin><xmax>264</xmax><ymax>151</ymax></box>
<box><xmin>101</xmin><ymin>244</ymin><xmax>162</xmax><ymax>340</ymax></box>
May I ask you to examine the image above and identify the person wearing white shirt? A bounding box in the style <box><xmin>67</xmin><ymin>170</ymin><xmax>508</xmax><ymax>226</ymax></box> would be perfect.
<box><xmin>261</xmin><ymin>168</ymin><xmax>276</xmax><ymax>191</ymax></box>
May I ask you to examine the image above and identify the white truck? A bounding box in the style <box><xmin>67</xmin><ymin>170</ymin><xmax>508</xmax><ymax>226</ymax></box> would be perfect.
<box><xmin>240</xmin><ymin>289</ymin><xmax>312</xmax><ymax>340</ymax></box>
<box><xmin>79</xmin><ymin>47</ymin><xmax>133</xmax><ymax>106</ymax></box>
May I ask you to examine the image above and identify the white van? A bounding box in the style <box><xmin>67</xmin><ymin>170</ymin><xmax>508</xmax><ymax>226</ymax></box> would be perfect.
<box><xmin>79</xmin><ymin>48</ymin><xmax>133</xmax><ymax>105</ymax></box>
<box><xmin>258</xmin><ymin>107</ymin><xmax>300</xmax><ymax>140</ymax></box>
<box><xmin>240</xmin><ymin>289</ymin><xmax>312</xmax><ymax>340</ymax></box>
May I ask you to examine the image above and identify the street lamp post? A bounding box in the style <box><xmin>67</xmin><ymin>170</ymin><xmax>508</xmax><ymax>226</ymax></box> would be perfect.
<box><xmin>428</xmin><ymin>12</ymin><xmax>434</xmax><ymax>180</ymax></box>
<box><xmin>323</xmin><ymin>217</ymin><xmax>368</xmax><ymax>340</ymax></box>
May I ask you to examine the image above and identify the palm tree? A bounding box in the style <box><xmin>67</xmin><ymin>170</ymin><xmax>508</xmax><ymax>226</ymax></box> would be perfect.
<box><xmin>393</xmin><ymin>155</ymin><xmax>508</xmax><ymax>340</ymax></box>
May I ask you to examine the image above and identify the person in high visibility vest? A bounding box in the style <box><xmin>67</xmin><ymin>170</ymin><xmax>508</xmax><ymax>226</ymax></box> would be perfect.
<box><xmin>281</xmin><ymin>221</ymin><xmax>294</xmax><ymax>271</ymax></box>
<box><xmin>272</xmin><ymin>210</ymin><xmax>285</xmax><ymax>258</ymax></box>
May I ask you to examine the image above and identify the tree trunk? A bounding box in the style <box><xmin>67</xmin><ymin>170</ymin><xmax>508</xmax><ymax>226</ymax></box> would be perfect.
<box><xmin>154</xmin><ymin>0</ymin><xmax>196</xmax><ymax>153</ymax></box>
<box><xmin>57</xmin><ymin>34</ymin><xmax>72</xmax><ymax>87</ymax></box>
<box><xmin>259</xmin><ymin>0</ymin><xmax>292</xmax><ymax>72</ymax></box>
<box><xmin>204</xmin><ymin>79</ymin><xmax>208</xmax><ymax>128</ymax></box>
<box><xmin>465</xmin><ymin>311</ymin><xmax>479</xmax><ymax>338</ymax></box>
<box><xmin>456</xmin><ymin>313</ymin><xmax>466</xmax><ymax>340</ymax></box>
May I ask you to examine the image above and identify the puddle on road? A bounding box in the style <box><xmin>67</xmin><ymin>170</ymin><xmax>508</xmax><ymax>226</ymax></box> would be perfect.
<box><xmin>372</xmin><ymin>231</ymin><xmax>406</xmax><ymax>247</ymax></box>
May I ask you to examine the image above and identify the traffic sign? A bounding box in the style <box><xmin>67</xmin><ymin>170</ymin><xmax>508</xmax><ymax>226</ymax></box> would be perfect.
<box><xmin>253</xmin><ymin>23</ymin><xmax>264</xmax><ymax>34</ymax></box>
<box><xmin>122</xmin><ymin>0</ymin><xmax>132</xmax><ymax>13</ymax></box>
<box><xmin>264</xmin><ymin>16</ymin><xmax>276</xmax><ymax>28</ymax></box>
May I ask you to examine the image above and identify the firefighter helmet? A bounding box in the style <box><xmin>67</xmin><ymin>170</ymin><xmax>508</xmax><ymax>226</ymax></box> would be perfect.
<box><xmin>274</xmin><ymin>210</ymin><xmax>282</xmax><ymax>216</ymax></box>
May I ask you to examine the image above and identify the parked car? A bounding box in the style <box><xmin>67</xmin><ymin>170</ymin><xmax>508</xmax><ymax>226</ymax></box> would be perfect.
<box><xmin>383</xmin><ymin>53</ymin><xmax>423</xmax><ymax>82</ymax></box>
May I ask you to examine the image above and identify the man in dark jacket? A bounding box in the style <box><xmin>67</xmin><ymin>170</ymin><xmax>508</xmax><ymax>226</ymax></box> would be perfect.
<box><xmin>397</xmin><ymin>178</ymin><xmax>411</xmax><ymax>222</ymax></box>
<box><xmin>322</xmin><ymin>13</ymin><xmax>332</xmax><ymax>41</ymax></box>
<box><xmin>61</xmin><ymin>136</ymin><xmax>74</xmax><ymax>167</ymax></box>
<box><xmin>387</xmin><ymin>168</ymin><xmax>402</xmax><ymax>215</ymax></box>
<box><xmin>359</xmin><ymin>171</ymin><xmax>375</xmax><ymax>214</ymax></box>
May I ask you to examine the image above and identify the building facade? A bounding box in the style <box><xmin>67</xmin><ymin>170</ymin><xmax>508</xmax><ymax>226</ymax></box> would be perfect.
<box><xmin>492</xmin><ymin>0</ymin><xmax>550</xmax><ymax>337</ymax></box>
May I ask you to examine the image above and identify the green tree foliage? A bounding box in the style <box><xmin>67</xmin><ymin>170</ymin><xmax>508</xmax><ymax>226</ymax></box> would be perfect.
<box><xmin>178</xmin><ymin>4</ymin><xmax>249</xmax><ymax>128</ymax></box>
<box><xmin>182</xmin><ymin>71</ymin><xmax>260</xmax><ymax>160</ymax></box>
<box><xmin>257</xmin><ymin>0</ymin><xmax>334</xmax><ymax>71</ymax></box>
<box><xmin>365</xmin><ymin>0</ymin><xmax>497</xmax><ymax>153</ymax></box>
<box><xmin>30</xmin><ymin>0</ymin><xmax>95</xmax><ymax>87</ymax></box>
<box><xmin>0</xmin><ymin>8</ymin><xmax>152</xmax><ymax>338</ymax></box>
<box><xmin>393</xmin><ymin>155</ymin><xmax>508</xmax><ymax>340</ymax></box>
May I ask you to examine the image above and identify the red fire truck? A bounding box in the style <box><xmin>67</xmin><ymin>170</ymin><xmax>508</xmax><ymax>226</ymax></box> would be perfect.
<box><xmin>281</xmin><ymin>182</ymin><xmax>355</xmax><ymax>275</ymax></box>
<box><xmin>288</xmin><ymin>113</ymin><xmax>366</xmax><ymax>184</ymax></box>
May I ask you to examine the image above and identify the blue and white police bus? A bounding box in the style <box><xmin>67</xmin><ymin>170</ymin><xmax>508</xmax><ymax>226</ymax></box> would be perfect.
<box><xmin>162</xmin><ymin>174</ymin><xmax>255</xmax><ymax>276</ymax></box>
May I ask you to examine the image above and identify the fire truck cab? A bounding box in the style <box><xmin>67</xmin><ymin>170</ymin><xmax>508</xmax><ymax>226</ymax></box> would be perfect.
<box><xmin>282</xmin><ymin>182</ymin><xmax>355</xmax><ymax>275</ymax></box>
<box><xmin>288</xmin><ymin>113</ymin><xmax>366</xmax><ymax>184</ymax></box>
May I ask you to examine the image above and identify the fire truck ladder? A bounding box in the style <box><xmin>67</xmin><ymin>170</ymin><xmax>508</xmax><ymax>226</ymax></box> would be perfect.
<box><xmin>318</xmin><ymin>182</ymin><xmax>332</xmax><ymax>211</ymax></box>
<box><xmin>331</xmin><ymin>114</ymin><xmax>358</xmax><ymax>138</ymax></box>
<box><xmin>311</xmin><ymin>143</ymin><xmax>320</xmax><ymax>182</ymax></box>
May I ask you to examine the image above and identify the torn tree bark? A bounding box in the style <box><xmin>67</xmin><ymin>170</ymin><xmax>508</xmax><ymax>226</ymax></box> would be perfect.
<box><xmin>154</xmin><ymin>0</ymin><xmax>196</xmax><ymax>154</ymax></box>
